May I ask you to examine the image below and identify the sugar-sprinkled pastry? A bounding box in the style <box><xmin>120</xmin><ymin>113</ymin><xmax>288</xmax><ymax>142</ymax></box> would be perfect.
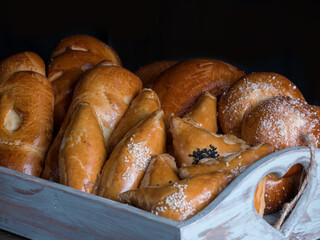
<box><xmin>218</xmin><ymin>72</ymin><xmax>305</xmax><ymax>138</ymax></box>
<box><xmin>107</xmin><ymin>88</ymin><xmax>161</xmax><ymax>155</ymax></box>
<box><xmin>119</xmin><ymin>172</ymin><xmax>233</xmax><ymax>221</ymax></box>
<box><xmin>241</xmin><ymin>95</ymin><xmax>320</xmax><ymax>150</ymax></box>
<box><xmin>97</xmin><ymin>109</ymin><xmax>166</xmax><ymax>201</ymax></box>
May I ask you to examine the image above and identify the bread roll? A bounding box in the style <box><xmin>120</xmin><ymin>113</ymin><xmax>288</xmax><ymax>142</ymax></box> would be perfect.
<box><xmin>218</xmin><ymin>72</ymin><xmax>306</xmax><ymax>137</ymax></box>
<box><xmin>152</xmin><ymin>58</ymin><xmax>245</xmax><ymax>124</ymax></box>
<box><xmin>241</xmin><ymin>96</ymin><xmax>320</xmax><ymax>150</ymax></box>
<box><xmin>41</xmin><ymin>62</ymin><xmax>142</xmax><ymax>190</ymax></box>
<box><xmin>48</xmin><ymin>34</ymin><xmax>121</xmax><ymax>133</ymax></box>
<box><xmin>0</xmin><ymin>52</ymin><xmax>54</xmax><ymax>177</ymax></box>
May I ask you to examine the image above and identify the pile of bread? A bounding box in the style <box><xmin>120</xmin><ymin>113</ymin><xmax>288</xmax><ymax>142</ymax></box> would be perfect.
<box><xmin>1</xmin><ymin>35</ymin><xmax>319</xmax><ymax>222</ymax></box>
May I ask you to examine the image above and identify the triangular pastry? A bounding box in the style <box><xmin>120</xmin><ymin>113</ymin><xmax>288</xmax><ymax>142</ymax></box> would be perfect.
<box><xmin>179</xmin><ymin>143</ymin><xmax>274</xmax><ymax>179</ymax></box>
<box><xmin>183</xmin><ymin>92</ymin><xmax>218</xmax><ymax>133</ymax></box>
<box><xmin>97</xmin><ymin>109</ymin><xmax>166</xmax><ymax>201</ymax></box>
<box><xmin>119</xmin><ymin>172</ymin><xmax>233</xmax><ymax>221</ymax></box>
<box><xmin>107</xmin><ymin>88</ymin><xmax>161</xmax><ymax>154</ymax></box>
<box><xmin>139</xmin><ymin>154</ymin><xmax>180</xmax><ymax>188</ymax></box>
<box><xmin>170</xmin><ymin>115</ymin><xmax>249</xmax><ymax>167</ymax></box>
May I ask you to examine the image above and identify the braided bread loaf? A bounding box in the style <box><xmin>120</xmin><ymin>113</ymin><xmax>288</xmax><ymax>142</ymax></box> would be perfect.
<box><xmin>47</xmin><ymin>34</ymin><xmax>121</xmax><ymax>133</ymax></box>
<box><xmin>42</xmin><ymin>61</ymin><xmax>142</xmax><ymax>192</ymax></box>
<box><xmin>0</xmin><ymin>52</ymin><xmax>54</xmax><ymax>176</ymax></box>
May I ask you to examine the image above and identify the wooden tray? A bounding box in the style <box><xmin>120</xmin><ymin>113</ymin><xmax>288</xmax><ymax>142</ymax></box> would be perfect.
<box><xmin>0</xmin><ymin>147</ymin><xmax>319</xmax><ymax>240</ymax></box>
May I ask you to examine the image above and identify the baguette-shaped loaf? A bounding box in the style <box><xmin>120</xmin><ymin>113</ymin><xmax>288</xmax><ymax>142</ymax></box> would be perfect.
<box><xmin>48</xmin><ymin>34</ymin><xmax>121</xmax><ymax>133</ymax></box>
<box><xmin>0</xmin><ymin>52</ymin><xmax>54</xmax><ymax>176</ymax></box>
<box><xmin>41</xmin><ymin>62</ymin><xmax>142</xmax><ymax>190</ymax></box>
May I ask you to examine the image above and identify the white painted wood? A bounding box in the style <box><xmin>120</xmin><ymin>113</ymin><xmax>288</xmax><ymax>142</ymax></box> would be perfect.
<box><xmin>0</xmin><ymin>146</ymin><xmax>319</xmax><ymax>240</ymax></box>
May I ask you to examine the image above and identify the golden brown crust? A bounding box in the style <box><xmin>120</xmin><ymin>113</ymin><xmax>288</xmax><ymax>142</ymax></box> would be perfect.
<box><xmin>48</xmin><ymin>35</ymin><xmax>122</xmax><ymax>133</ymax></box>
<box><xmin>97</xmin><ymin>109</ymin><xmax>166</xmax><ymax>201</ymax></box>
<box><xmin>254</xmin><ymin>176</ymin><xmax>266</xmax><ymax>217</ymax></box>
<box><xmin>218</xmin><ymin>72</ymin><xmax>306</xmax><ymax>138</ymax></box>
<box><xmin>241</xmin><ymin>96</ymin><xmax>320</xmax><ymax>150</ymax></box>
<box><xmin>59</xmin><ymin>103</ymin><xmax>106</xmax><ymax>193</ymax></box>
<box><xmin>311</xmin><ymin>105</ymin><xmax>320</xmax><ymax>120</ymax></box>
<box><xmin>139</xmin><ymin>153</ymin><xmax>179</xmax><ymax>188</ymax></box>
<box><xmin>135</xmin><ymin>60</ymin><xmax>178</xmax><ymax>88</ymax></box>
<box><xmin>41</xmin><ymin>63</ymin><xmax>142</xmax><ymax>186</ymax></box>
<box><xmin>107</xmin><ymin>88</ymin><xmax>161</xmax><ymax>155</ymax></box>
<box><xmin>170</xmin><ymin>115</ymin><xmax>249</xmax><ymax>167</ymax></box>
<box><xmin>263</xmin><ymin>171</ymin><xmax>302</xmax><ymax>214</ymax></box>
<box><xmin>179</xmin><ymin>143</ymin><xmax>274</xmax><ymax>179</ymax></box>
<box><xmin>0</xmin><ymin>52</ymin><xmax>54</xmax><ymax>177</ymax></box>
<box><xmin>0</xmin><ymin>51</ymin><xmax>45</xmax><ymax>81</ymax></box>
<box><xmin>151</xmin><ymin>58</ymin><xmax>245</xmax><ymax>124</ymax></box>
<box><xmin>119</xmin><ymin>172</ymin><xmax>233</xmax><ymax>221</ymax></box>
<box><xmin>183</xmin><ymin>92</ymin><xmax>218</xmax><ymax>133</ymax></box>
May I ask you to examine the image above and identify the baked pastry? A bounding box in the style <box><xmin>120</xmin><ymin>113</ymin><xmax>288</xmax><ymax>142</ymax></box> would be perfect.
<box><xmin>139</xmin><ymin>153</ymin><xmax>180</xmax><ymax>188</ymax></box>
<box><xmin>311</xmin><ymin>105</ymin><xmax>320</xmax><ymax>120</ymax></box>
<box><xmin>0</xmin><ymin>52</ymin><xmax>54</xmax><ymax>176</ymax></box>
<box><xmin>96</xmin><ymin>109</ymin><xmax>166</xmax><ymax>201</ymax></box>
<box><xmin>48</xmin><ymin>34</ymin><xmax>121</xmax><ymax>133</ymax></box>
<box><xmin>218</xmin><ymin>72</ymin><xmax>306</xmax><ymax>137</ymax></box>
<box><xmin>170</xmin><ymin>115</ymin><xmax>249</xmax><ymax>167</ymax></box>
<box><xmin>135</xmin><ymin>60</ymin><xmax>178</xmax><ymax>88</ymax></box>
<box><xmin>107</xmin><ymin>88</ymin><xmax>161</xmax><ymax>155</ymax></box>
<box><xmin>263</xmin><ymin>171</ymin><xmax>302</xmax><ymax>214</ymax></box>
<box><xmin>151</xmin><ymin>58</ymin><xmax>245</xmax><ymax>124</ymax></box>
<box><xmin>241</xmin><ymin>95</ymin><xmax>320</xmax><ymax>150</ymax></box>
<box><xmin>119</xmin><ymin>171</ymin><xmax>233</xmax><ymax>221</ymax></box>
<box><xmin>179</xmin><ymin>143</ymin><xmax>274</xmax><ymax>179</ymax></box>
<box><xmin>182</xmin><ymin>92</ymin><xmax>218</xmax><ymax>133</ymax></box>
<box><xmin>41</xmin><ymin>61</ymin><xmax>142</xmax><ymax>190</ymax></box>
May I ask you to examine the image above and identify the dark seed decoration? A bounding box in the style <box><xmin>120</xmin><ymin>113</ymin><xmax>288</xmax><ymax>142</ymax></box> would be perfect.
<box><xmin>189</xmin><ymin>144</ymin><xmax>220</xmax><ymax>165</ymax></box>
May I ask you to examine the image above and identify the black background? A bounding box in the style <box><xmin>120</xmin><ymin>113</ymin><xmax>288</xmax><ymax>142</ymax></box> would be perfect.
<box><xmin>0</xmin><ymin>0</ymin><xmax>319</xmax><ymax>104</ymax></box>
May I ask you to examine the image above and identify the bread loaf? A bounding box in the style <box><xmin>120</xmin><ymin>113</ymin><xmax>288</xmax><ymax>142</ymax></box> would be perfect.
<box><xmin>48</xmin><ymin>34</ymin><xmax>121</xmax><ymax>133</ymax></box>
<box><xmin>41</xmin><ymin>61</ymin><xmax>142</xmax><ymax>190</ymax></box>
<box><xmin>0</xmin><ymin>52</ymin><xmax>54</xmax><ymax>176</ymax></box>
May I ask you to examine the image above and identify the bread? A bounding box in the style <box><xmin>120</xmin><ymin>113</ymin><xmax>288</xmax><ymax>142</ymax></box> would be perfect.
<box><xmin>151</xmin><ymin>58</ymin><xmax>245</xmax><ymax>124</ymax></box>
<box><xmin>135</xmin><ymin>60</ymin><xmax>178</xmax><ymax>88</ymax></box>
<box><xmin>169</xmin><ymin>115</ymin><xmax>249</xmax><ymax>167</ymax></box>
<box><xmin>241</xmin><ymin>95</ymin><xmax>320</xmax><ymax>150</ymax></box>
<box><xmin>0</xmin><ymin>52</ymin><xmax>54</xmax><ymax>176</ymax></box>
<box><xmin>107</xmin><ymin>88</ymin><xmax>161</xmax><ymax>155</ymax></box>
<box><xmin>139</xmin><ymin>153</ymin><xmax>180</xmax><ymax>188</ymax></box>
<box><xmin>218</xmin><ymin>72</ymin><xmax>306</xmax><ymax>138</ymax></box>
<box><xmin>48</xmin><ymin>34</ymin><xmax>121</xmax><ymax>133</ymax></box>
<box><xmin>96</xmin><ymin>109</ymin><xmax>166</xmax><ymax>201</ymax></box>
<box><xmin>182</xmin><ymin>92</ymin><xmax>218</xmax><ymax>133</ymax></box>
<box><xmin>263</xmin><ymin>171</ymin><xmax>302</xmax><ymax>214</ymax></box>
<box><xmin>179</xmin><ymin>143</ymin><xmax>274</xmax><ymax>179</ymax></box>
<box><xmin>119</xmin><ymin>171</ymin><xmax>233</xmax><ymax>221</ymax></box>
<box><xmin>41</xmin><ymin>61</ymin><xmax>142</xmax><ymax>191</ymax></box>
